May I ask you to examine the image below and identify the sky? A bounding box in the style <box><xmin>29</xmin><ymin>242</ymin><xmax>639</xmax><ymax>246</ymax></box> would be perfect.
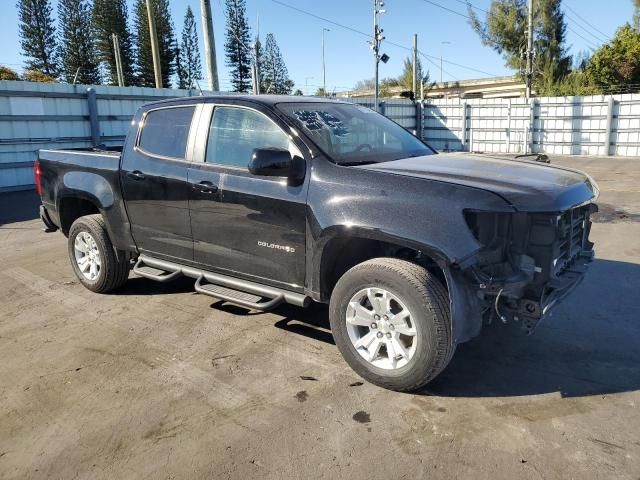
<box><xmin>0</xmin><ymin>0</ymin><xmax>636</xmax><ymax>94</ymax></box>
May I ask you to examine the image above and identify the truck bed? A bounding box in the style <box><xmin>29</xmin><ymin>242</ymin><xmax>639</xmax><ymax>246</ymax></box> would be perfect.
<box><xmin>39</xmin><ymin>146</ymin><xmax>122</xmax><ymax>166</ymax></box>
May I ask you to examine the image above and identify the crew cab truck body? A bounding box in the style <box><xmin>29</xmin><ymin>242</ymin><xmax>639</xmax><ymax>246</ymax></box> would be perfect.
<box><xmin>36</xmin><ymin>96</ymin><xmax>598</xmax><ymax>391</ymax></box>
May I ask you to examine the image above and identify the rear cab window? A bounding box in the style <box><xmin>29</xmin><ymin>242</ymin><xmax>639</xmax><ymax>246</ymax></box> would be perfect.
<box><xmin>138</xmin><ymin>106</ymin><xmax>195</xmax><ymax>160</ymax></box>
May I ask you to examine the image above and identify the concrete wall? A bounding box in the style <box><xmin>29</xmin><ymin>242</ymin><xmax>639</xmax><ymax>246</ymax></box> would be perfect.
<box><xmin>0</xmin><ymin>81</ymin><xmax>212</xmax><ymax>192</ymax></box>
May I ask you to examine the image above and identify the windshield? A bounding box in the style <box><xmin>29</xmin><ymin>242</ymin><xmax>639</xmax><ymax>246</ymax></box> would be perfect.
<box><xmin>276</xmin><ymin>102</ymin><xmax>436</xmax><ymax>165</ymax></box>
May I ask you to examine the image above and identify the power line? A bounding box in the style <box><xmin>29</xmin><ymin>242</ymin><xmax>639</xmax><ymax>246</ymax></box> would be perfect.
<box><xmin>421</xmin><ymin>55</ymin><xmax>459</xmax><ymax>82</ymax></box>
<box><xmin>564</xmin><ymin>12</ymin><xmax>608</xmax><ymax>45</ymax></box>
<box><xmin>566</xmin><ymin>25</ymin><xmax>600</xmax><ymax>50</ymax></box>
<box><xmin>564</xmin><ymin>4</ymin><xmax>611</xmax><ymax>42</ymax></box>
<box><xmin>419</xmin><ymin>0</ymin><xmax>470</xmax><ymax>20</ymax></box>
<box><xmin>271</xmin><ymin>0</ymin><xmax>371</xmax><ymax>40</ymax></box>
<box><xmin>270</xmin><ymin>0</ymin><xmax>497</xmax><ymax>81</ymax></box>
<box><xmin>450</xmin><ymin>0</ymin><xmax>488</xmax><ymax>14</ymax></box>
<box><xmin>418</xmin><ymin>50</ymin><xmax>496</xmax><ymax>77</ymax></box>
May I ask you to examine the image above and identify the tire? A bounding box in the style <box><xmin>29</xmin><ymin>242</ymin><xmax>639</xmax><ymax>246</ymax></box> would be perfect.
<box><xmin>329</xmin><ymin>258</ymin><xmax>455</xmax><ymax>392</ymax></box>
<box><xmin>68</xmin><ymin>214</ymin><xmax>130</xmax><ymax>293</ymax></box>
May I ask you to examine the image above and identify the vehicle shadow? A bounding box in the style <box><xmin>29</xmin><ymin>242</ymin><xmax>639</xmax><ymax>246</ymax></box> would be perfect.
<box><xmin>421</xmin><ymin>258</ymin><xmax>640</xmax><ymax>398</ymax></box>
<box><xmin>113</xmin><ymin>275</ymin><xmax>197</xmax><ymax>296</ymax></box>
<box><xmin>270</xmin><ymin>258</ymin><xmax>640</xmax><ymax>399</ymax></box>
<box><xmin>0</xmin><ymin>190</ymin><xmax>41</xmax><ymax>226</ymax></box>
<box><xmin>112</xmin><ymin>258</ymin><xmax>639</xmax><ymax>399</ymax></box>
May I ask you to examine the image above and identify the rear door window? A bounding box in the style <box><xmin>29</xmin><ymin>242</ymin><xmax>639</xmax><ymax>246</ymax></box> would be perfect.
<box><xmin>138</xmin><ymin>106</ymin><xmax>195</xmax><ymax>160</ymax></box>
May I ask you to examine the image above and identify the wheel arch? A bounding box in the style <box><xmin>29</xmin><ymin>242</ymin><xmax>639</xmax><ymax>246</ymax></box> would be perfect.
<box><xmin>315</xmin><ymin>228</ymin><xmax>484</xmax><ymax>345</ymax></box>
<box><xmin>314</xmin><ymin>227</ymin><xmax>451</xmax><ymax>302</ymax></box>
<box><xmin>57</xmin><ymin>194</ymin><xmax>102</xmax><ymax>235</ymax></box>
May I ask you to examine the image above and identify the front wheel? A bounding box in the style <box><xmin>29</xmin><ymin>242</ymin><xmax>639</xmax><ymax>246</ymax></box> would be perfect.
<box><xmin>68</xmin><ymin>214</ymin><xmax>130</xmax><ymax>293</ymax></box>
<box><xmin>329</xmin><ymin>258</ymin><xmax>455</xmax><ymax>392</ymax></box>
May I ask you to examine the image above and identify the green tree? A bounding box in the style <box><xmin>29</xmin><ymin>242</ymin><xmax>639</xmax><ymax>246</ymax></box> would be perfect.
<box><xmin>253</xmin><ymin>35</ymin><xmax>262</xmax><ymax>93</ymax></box>
<box><xmin>314</xmin><ymin>87</ymin><xmax>326</xmax><ymax>96</ymax></box>
<box><xmin>585</xmin><ymin>24</ymin><xmax>640</xmax><ymax>92</ymax></box>
<box><xmin>634</xmin><ymin>0</ymin><xmax>640</xmax><ymax>29</ymax></box>
<box><xmin>58</xmin><ymin>0</ymin><xmax>101</xmax><ymax>84</ymax></box>
<box><xmin>468</xmin><ymin>0</ymin><xmax>571</xmax><ymax>93</ymax></box>
<box><xmin>178</xmin><ymin>6</ymin><xmax>202</xmax><ymax>89</ymax></box>
<box><xmin>0</xmin><ymin>66</ymin><xmax>21</xmax><ymax>81</ymax></box>
<box><xmin>224</xmin><ymin>0</ymin><xmax>252</xmax><ymax>92</ymax></box>
<box><xmin>17</xmin><ymin>0</ymin><xmax>59</xmax><ymax>77</ymax></box>
<box><xmin>133</xmin><ymin>0</ymin><xmax>176</xmax><ymax>87</ymax></box>
<box><xmin>293</xmin><ymin>88</ymin><xmax>303</xmax><ymax>96</ymax></box>
<box><xmin>379</xmin><ymin>77</ymin><xmax>399</xmax><ymax>97</ymax></box>
<box><xmin>354</xmin><ymin>78</ymin><xmax>375</xmax><ymax>91</ymax></box>
<box><xmin>23</xmin><ymin>69</ymin><xmax>58</xmax><ymax>83</ymax></box>
<box><xmin>175</xmin><ymin>45</ymin><xmax>186</xmax><ymax>89</ymax></box>
<box><xmin>398</xmin><ymin>56</ymin><xmax>434</xmax><ymax>95</ymax></box>
<box><xmin>92</xmin><ymin>0</ymin><xmax>135</xmax><ymax>86</ymax></box>
<box><xmin>261</xmin><ymin>33</ymin><xmax>293</xmax><ymax>94</ymax></box>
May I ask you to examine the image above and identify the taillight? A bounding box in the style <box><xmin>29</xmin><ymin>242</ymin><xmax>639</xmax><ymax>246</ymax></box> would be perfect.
<box><xmin>34</xmin><ymin>160</ymin><xmax>42</xmax><ymax>196</ymax></box>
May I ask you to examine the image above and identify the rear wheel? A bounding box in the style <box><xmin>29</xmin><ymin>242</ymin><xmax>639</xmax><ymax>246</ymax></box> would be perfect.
<box><xmin>68</xmin><ymin>215</ymin><xmax>129</xmax><ymax>293</ymax></box>
<box><xmin>329</xmin><ymin>258</ymin><xmax>454</xmax><ymax>392</ymax></box>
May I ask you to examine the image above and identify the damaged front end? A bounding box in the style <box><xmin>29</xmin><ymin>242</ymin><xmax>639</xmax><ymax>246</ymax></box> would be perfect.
<box><xmin>461</xmin><ymin>203</ymin><xmax>598</xmax><ymax>335</ymax></box>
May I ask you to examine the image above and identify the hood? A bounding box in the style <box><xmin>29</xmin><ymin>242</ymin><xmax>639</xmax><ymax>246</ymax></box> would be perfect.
<box><xmin>357</xmin><ymin>153</ymin><xmax>598</xmax><ymax>212</ymax></box>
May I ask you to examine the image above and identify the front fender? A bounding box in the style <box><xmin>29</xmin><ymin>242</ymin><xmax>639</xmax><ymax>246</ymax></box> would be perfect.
<box><xmin>444</xmin><ymin>265</ymin><xmax>484</xmax><ymax>344</ymax></box>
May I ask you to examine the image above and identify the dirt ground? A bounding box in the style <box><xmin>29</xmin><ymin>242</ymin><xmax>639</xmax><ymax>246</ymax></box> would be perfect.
<box><xmin>1</xmin><ymin>156</ymin><xmax>639</xmax><ymax>480</ymax></box>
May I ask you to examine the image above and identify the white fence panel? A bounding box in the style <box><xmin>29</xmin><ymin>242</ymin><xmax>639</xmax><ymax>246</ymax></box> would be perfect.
<box><xmin>1</xmin><ymin>82</ymin><xmax>639</xmax><ymax>192</ymax></box>
<box><xmin>0</xmin><ymin>80</ymin><xmax>211</xmax><ymax>191</ymax></box>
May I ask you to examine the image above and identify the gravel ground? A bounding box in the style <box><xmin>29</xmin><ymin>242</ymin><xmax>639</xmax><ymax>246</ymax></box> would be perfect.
<box><xmin>0</xmin><ymin>156</ymin><xmax>639</xmax><ymax>480</ymax></box>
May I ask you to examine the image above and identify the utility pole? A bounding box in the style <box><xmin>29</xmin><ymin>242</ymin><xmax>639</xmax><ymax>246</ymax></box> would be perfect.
<box><xmin>112</xmin><ymin>34</ymin><xmax>125</xmax><ymax>87</ymax></box>
<box><xmin>252</xmin><ymin>40</ymin><xmax>260</xmax><ymax>95</ymax></box>
<box><xmin>145</xmin><ymin>0</ymin><xmax>163</xmax><ymax>88</ymax></box>
<box><xmin>322</xmin><ymin>28</ymin><xmax>330</xmax><ymax>97</ymax></box>
<box><xmin>525</xmin><ymin>0</ymin><xmax>534</xmax><ymax>100</ymax></box>
<box><xmin>200</xmin><ymin>0</ymin><xmax>219</xmax><ymax>91</ymax></box>
<box><xmin>371</xmin><ymin>0</ymin><xmax>387</xmax><ymax>112</ymax></box>
<box><xmin>412</xmin><ymin>34</ymin><xmax>417</xmax><ymax>98</ymax></box>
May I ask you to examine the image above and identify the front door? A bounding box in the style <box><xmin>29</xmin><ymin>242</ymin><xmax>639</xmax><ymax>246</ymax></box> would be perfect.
<box><xmin>188</xmin><ymin>104</ymin><xmax>308</xmax><ymax>290</ymax></box>
<box><xmin>120</xmin><ymin>105</ymin><xmax>197</xmax><ymax>262</ymax></box>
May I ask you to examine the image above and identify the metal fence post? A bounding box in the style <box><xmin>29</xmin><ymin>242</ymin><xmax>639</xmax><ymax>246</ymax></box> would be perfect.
<box><xmin>506</xmin><ymin>99</ymin><xmax>511</xmax><ymax>153</ymax></box>
<box><xmin>379</xmin><ymin>100</ymin><xmax>386</xmax><ymax>117</ymax></box>
<box><xmin>604</xmin><ymin>96</ymin><xmax>615</xmax><ymax>156</ymax></box>
<box><xmin>528</xmin><ymin>98</ymin><xmax>536</xmax><ymax>154</ymax></box>
<box><xmin>462</xmin><ymin>101</ymin><xmax>469</xmax><ymax>152</ymax></box>
<box><xmin>87</xmin><ymin>88</ymin><xmax>100</xmax><ymax>147</ymax></box>
<box><xmin>414</xmin><ymin>100</ymin><xmax>422</xmax><ymax>138</ymax></box>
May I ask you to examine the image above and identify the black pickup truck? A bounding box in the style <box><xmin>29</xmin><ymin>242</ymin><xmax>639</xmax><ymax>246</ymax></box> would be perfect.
<box><xmin>36</xmin><ymin>95</ymin><xmax>598</xmax><ymax>391</ymax></box>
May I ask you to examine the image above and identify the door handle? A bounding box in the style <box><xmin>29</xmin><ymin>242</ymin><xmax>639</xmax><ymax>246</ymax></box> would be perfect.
<box><xmin>127</xmin><ymin>170</ymin><xmax>145</xmax><ymax>181</ymax></box>
<box><xmin>194</xmin><ymin>181</ymin><xmax>218</xmax><ymax>194</ymax></box>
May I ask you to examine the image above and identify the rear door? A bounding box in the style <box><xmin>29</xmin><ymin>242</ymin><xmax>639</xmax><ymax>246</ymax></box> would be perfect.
<box><xmin>120</xmin><ymin>104</ymin><xmax>199</xmax><ymax>262</ymax></box>
<box><xmin>188</xmin><ymin>103</ymin><xmax>309</xmax><ymax>290</ymax></box>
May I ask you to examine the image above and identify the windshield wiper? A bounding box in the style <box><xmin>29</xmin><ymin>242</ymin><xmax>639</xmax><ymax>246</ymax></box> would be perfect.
<box><xmin>336</xmin><ymin>160</ymin><xmax>378</xmax><ymax>166</ymax></box>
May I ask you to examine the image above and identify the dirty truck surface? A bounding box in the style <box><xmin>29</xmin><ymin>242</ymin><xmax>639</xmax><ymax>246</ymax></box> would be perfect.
<box><xmin>1</xmin><ymin>156</ymin><xmax>639</xmax><ymax>479</ymax></box>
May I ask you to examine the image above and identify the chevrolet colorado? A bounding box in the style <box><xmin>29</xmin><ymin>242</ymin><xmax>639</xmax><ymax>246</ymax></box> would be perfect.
<box><xmin>36</xmin><ymin>96</ymin><xmax>598</xmax><ymax>391</ymax></box>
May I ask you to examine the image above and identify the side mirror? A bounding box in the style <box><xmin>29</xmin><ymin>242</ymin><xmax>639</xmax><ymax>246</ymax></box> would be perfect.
<box><xmin>248</xmin><ymin>148</ymin><xmax>305</xmax><ymax>184</ymax></box>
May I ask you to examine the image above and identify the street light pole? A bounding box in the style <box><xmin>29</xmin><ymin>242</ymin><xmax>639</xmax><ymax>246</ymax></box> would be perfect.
<box><xmin>372</xmin><ymin>0</ymin><xmax>386</xmax><ymax>112</ymax></box>
<box><xmin>322</xmin><ymin>28</ymin><xmax>330</xmax><ymax>96</ymax></box>
<box><xmin>412</xmin><ymin>34</ymin><xmax>417</xmax><ymax>98</ymax></box>
<box><xmin>525</xmin><ymin>0</ymin><xmax>534</xmax><ymax>100</ymax></box>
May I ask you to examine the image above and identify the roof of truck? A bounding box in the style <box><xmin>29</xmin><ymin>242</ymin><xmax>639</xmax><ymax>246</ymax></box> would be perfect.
<box><xmin>144</xmin><ymin>94</ymin><xmax>351</xmax><ymax>108</ymax></box>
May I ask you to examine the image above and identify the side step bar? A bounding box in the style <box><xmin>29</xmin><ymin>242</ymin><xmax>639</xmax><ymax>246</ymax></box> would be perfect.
<box><xmin>134</xmin><ymin>255</ymin><xmax>310</xmax><ymax>311</ymax></box>
<box><xmin>195</xmin><ymin>276</ymin><xmax>284</xmax><ymax>311</ymax></box>
<box><xmin>133</xmin><ymin>258</ymin><xmax>182</xmax><ymax>282</ymax></box>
